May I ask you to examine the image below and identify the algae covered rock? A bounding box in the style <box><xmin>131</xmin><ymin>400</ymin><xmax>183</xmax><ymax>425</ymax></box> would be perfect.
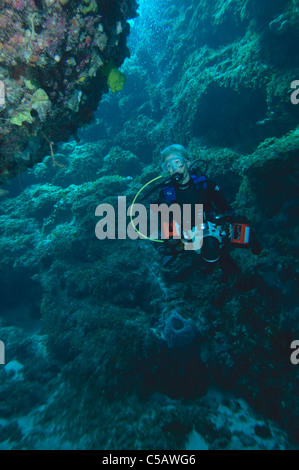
<box><xmin>102</xmin><ymin>146</ymin><xmax>142</xmax><ymax>176</ymax></box>
<box><xmin>0</xmin><ymin>0</ymin><xmax>138</xmax><ymax>183</ymax></box>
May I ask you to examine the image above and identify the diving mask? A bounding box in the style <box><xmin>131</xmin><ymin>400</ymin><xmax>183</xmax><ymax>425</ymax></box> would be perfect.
<box><xmin>161</xmin><ymin>155</ymin><xmax>186</xmax><ymax>173</ymax></box>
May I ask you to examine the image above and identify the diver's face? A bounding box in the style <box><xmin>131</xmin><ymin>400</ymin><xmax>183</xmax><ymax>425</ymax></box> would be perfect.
<box><xmin>163</xmin><ymin>154</ymin><xmax>190</xmax><ymax>183</ymax></box>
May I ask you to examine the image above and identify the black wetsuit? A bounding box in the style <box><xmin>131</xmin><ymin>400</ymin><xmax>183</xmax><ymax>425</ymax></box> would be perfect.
<box><xmin>157</xmin><ymin>174</ymin><xmax>262</xmax><ymax>288</ymax></box>
<box><xmin>158</xmin><ymin>175</ymin><xmax>251</xmax><ymax>276</ymax></box>
<box><xmin>159</xmin><ymin>177</ymin><xmax>233</xmax><ymax>222</ymax></box>
<box><xmin>158</xmin><ymin>175</ymin><xmax>234</xmax><ymax>241</ymax></box>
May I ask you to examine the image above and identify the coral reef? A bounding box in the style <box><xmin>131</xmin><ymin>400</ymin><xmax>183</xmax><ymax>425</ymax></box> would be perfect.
<box><xmin>0</xmin><ymin>0</ymin><xmax>298</xmax><ymax>451</ymax></box>
<box><xmin>0</xmin><ymin>0</ymin><xmax>137</xmax><ymax>183</ymax></box>
<box><xmin>91</xmin><ymin>0</ymin><xmax>298</xmax><ymax>159</ymax></box>
<box><xmin>0</xmin><ymin>130</ymin><xmax>298</xmax><ymax>448</ymax></box>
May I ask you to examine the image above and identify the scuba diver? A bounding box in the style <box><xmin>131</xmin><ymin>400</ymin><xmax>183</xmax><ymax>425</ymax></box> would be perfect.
<box><xmin>155</xmin><ymin>144</ymin><xmax>262</xmax><ymax>284</ymax></box>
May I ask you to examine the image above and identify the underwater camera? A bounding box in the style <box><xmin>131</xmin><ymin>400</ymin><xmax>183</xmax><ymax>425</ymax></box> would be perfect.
<box><xmin>214</xmin><ymin>215</ymin><xmax>252</xmax><ymax>248</ymax></box>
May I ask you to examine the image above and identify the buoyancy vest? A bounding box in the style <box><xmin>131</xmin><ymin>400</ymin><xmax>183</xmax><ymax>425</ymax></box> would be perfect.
<box><xmin>161</xmin><ymin>174</ymin><xmax>207</xmax><ymax>203</ymax></box>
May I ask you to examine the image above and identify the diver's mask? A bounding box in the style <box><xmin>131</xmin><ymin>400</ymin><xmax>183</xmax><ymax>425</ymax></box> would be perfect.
<box><xmin>161</xmin><ymin>155</ymin><xmax>187</xmax><ymax>174</ymax></box>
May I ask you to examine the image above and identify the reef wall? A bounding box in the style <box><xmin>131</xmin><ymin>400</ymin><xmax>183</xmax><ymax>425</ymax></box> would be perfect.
<box><xmin>0</xmin><ymin>0</ymin><xmax>137</xmax><ymax>183</ymax></box>
<box><xmin>0</xmin><ymin>0</ymin><xmax>298</xmax><ymax>450</ymax></box>
<box><xmin>95</xmin><ymin>0</ymin><xmax>299</xmax><ymax>157</ymax></box>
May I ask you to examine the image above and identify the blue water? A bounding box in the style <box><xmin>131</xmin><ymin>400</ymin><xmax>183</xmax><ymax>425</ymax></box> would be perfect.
<box><xmin>0</xmin><ymin>0</ymin><xmax>298</xmax><ymax>450</ymax></box>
